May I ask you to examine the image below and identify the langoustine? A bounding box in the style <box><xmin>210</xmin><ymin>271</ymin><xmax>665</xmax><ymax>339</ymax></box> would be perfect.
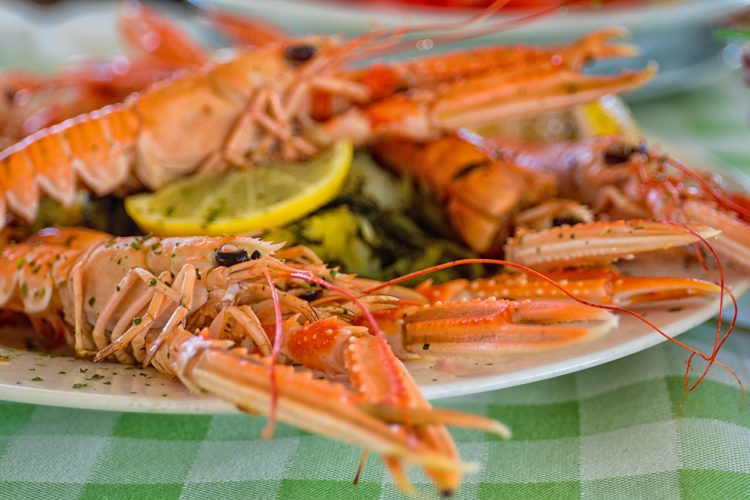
<box><xmin>370</xmin><ymin>126</ymin><xmax>750</xmax><ymax>276</ymax></box>
<box><xmin>0</xmin><ymin>225</ymin><xmax>724</xmax><ymax>494</ymax></box>
<box><xmin>0</xmin><ymin>7</ymin><xmax>654</xmax><ymax>230</ymax></box>
<box><xmin>489</xmin><ymin>134</ymin><xmax>750</xmax><ymax>269</ymax></box>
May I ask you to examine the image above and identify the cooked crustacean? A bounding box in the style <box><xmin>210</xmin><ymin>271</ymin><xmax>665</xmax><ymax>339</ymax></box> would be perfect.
<box><xmin>0</xmin><ymin>226</ymin><xmax>723</xmax><ymax>494</ymax></box>
<box><xmin>490</xmin><ymin>135</ymin><xmax>750</xmax><ymax>269</ymax></box>
<box><xmin>415</xmin><ymin>267</ymin><xmax>722</xmax><ymax>307</ymax></box>
<box><xmin>370</xmin><ymin>115</ymin><xmax>750</xmax><ymax>275</ymax></box>
<box><xmin>0</xmin><ymin>11</ymin><xmax>655</xmax><ymax>230</ymax></box>
<box><xmin>372</xmin><ymin>134</ymin><xmax>559</xmax><ymax>255</ymax></box>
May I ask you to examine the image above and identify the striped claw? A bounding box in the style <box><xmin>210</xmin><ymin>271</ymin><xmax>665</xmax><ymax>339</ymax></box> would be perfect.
<box><xmin>683</xmin><ymin>200</ymin><xmax>750</xmax><ymax>269</ymax></box>
<box><xmin>397</xmin><ymin>298</ymin><xmax>616</xmax><ymax>355</ymax></box>
<box><xmin>327</xmin><ymin>64</ymin><xmax>656</xmax><ymax>144</ymax></box>
<box><xmin>417</xmin><ymin>268</ymin><xmax>721</xmax><ymax>307</ymax></box>
<box><xmin>505</xmin><ymin>220</ymin><xmax>721</xmax><ymax>270</ymax></box>
<box><xmin>173</xmin><ymin>334</ymin><xmax>470</xmax><ymax>476</ymax></box>
<box><xmin>197</xmin><ymin>318</ymin><xmax>509</xmax><ymax>495</ymax></box>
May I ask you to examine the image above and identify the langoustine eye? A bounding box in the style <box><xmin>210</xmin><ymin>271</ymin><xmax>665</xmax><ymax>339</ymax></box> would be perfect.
<box><xmin>551</xmin><ymin>216</ymin><xmax>584</xmax><ymax>227</ymax></box>
<box><xmin>602</xmin><ymin>143</ymin><xmax>648</xmax><ymax>165</ymax></box>
<box><xmin>215</xmin><ymin>246</ymin><xmax>261</xmax><ymax>267</ymax></box>
<box><xmin>284</xmin><ymin>44</ymin><xmax>317</xmax><ymax>64</ymax></box>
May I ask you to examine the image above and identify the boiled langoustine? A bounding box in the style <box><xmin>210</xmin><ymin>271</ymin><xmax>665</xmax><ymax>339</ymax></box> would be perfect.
<box><xmin>0</xmin><ymin>8</ymin><xmax>654</xmax><ymax>230</ymax></box>
<box><xmin>0</xmin><ymin>225</ymin><xmax>721</xmax><ymax>494</ymax></box>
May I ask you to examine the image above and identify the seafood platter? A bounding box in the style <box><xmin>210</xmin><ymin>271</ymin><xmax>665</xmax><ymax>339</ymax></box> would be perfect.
<box><xmin>0</xmin><ymin>1</ymin><xmax>748</xmax><ymax>495</ymax></box>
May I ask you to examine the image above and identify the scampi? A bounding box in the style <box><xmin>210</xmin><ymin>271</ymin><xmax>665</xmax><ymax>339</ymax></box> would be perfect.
<box><xmin>0</xmin><ymin>2</ymin><xmax>654</xmax><ymax>230</ymax></box>
<box><xmin>0</xmin><ymin>225</ymin><xmax>725</xmax><ymax>494</ymax></box>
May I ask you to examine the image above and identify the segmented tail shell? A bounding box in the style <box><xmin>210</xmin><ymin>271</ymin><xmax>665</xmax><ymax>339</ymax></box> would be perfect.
<box><xmin>0</xmin><ymin>103</ymin><xmax>139</xmax><ymax>225</ymax></box>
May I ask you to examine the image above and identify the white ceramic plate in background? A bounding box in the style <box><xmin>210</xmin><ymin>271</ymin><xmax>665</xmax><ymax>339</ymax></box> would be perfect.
<box><xmin>1</xmin><ymin>0</ymin><xmax>747</xmax><ymax>98</ymax></box>
<box><xmin>204</xmin><ymin>0</ymin><xmax>749</xmax><ymax>100</ymax></box>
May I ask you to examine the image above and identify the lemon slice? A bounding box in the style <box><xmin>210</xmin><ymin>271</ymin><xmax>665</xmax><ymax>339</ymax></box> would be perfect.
<box><xmin>125</xmin><ymin>141</ymin><xmax>353</xmax><ymax>236</ymax></box>
<box><xmin>574</xmin><ymin>96</ymin><xmax>641</xmax><ymax>140</ymax></box>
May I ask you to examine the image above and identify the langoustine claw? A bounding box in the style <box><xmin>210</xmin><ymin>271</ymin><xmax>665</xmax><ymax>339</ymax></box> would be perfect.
<box><xmin>416</xmin><ymin>268</ymin><xmax>721</xmax><ymax>307</ymax></box>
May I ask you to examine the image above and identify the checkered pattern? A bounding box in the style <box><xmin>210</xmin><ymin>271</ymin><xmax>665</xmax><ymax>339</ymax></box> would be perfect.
<box><xmin>1</xmin><ymin>325</ymin><xmax>749</xmax><ymax>499</ymax></box>
<box><xmin>2</xmin><ymin>75</ymin><xmax>750</xmax><ymax>500</ymax></box>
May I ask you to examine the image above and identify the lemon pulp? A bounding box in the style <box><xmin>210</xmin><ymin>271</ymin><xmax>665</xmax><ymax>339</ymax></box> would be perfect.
<box><xmin>125</xmin><ymin>141</ymin><xmax>353</xmax><ymax>236</ymax></box>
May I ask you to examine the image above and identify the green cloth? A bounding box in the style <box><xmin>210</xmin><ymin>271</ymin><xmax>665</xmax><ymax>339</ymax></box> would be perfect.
<box><xmin>1</xmin><ymin>325</ymin><xmax>748</xmax><ymax>499</ymax></box>
<box><xmin>2</xmin><ymin>76</ymin><xmax>750</xmax><ymax>500</ymax></box>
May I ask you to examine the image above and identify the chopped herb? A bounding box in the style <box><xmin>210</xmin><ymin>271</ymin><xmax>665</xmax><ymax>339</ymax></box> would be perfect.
<box><xmin>57</xmin><ymin>371</ymin><xmax>66</xmax><ymax>375</ymax></box>
<box><xmin>195</xmin><ymin>269</ymin><xmax>202</xmax><ymax>281</ymax></box>
<box><xmin>31</xmin><ymin>376</ymin><xmax>42</xmax><ymax>382</ymax></box>
<box><xmin>88</xmin><ymin>297</ymin><xmax>96</xmax><ymax>307</ymax></box>
<box><xmin>422</xmin><ymin>343</ymin><xmax>431</xmax><ymax>351</ymax></box>
<box><xmin>89</xmin><ymin>374</ymin><xmax>105</xmax><ymax>380</ymax></box>
<box><xmin>130</xmin><ymin>240</ymin><xmax>142</xmax><ymax>251</ymax></box>
<box><xmin>116</xmin><ymin>285</ymin><xmax>121</xmax><ymax>292</ymax></box>
<box><xmin>0</xmin><ymin>355</ymin><xmax>11</xmax><ymax>362</ymax></box>
<box><xmin>116</xmin><ymin>258</ymin><xmax>122</xmax><ymax>265</ymax></box>
<box><xmin>103</xmin><ymin>381</ymin><xmax>111</xmax><ymax>385</ymax></box>
<box><xmin>202</xmin><ymin>200</ymin><xmax>226</xmax><ymax>227</ymax></box>
<box><xmin>15</xmin><ymin>257</ymin><xmax>25</xmax><ymax>269</ymax></box>
<box><xmin>148</xmin><ymin>279</ymin><xmax>157</xmax><ymax>287</ymax></box>
<box><xmin>668</xmin><ymin>306</ymin><xmax>683</xmax><ymax>313</ymax></box>
<box><xmin>73</xmin><ymin>383</ymin><xmax>87</xmax><ymax>389</ymax></box>
<box><xmin>133</xmin><ymin>317</ymin><xmax>142</xmax><ymax>326</ymax></box>
<box><xmin>80</xmin><ymin>368</ymin><xmax>88</xmax><ymax>373</ymax></box>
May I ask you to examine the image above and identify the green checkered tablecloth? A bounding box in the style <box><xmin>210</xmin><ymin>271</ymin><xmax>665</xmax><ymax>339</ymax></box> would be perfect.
<box><xmin>2</xmin><ymin>75</ymin><xmax>750</xmax><ymax>500</ymax></box>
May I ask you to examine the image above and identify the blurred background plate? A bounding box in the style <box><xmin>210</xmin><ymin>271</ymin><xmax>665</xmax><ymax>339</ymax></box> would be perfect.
<box><xmin>1</xmin><ymin>0</ymin><xmax>747</xmax><ymax>100</ymax></box>
<box><xmin>0</xmin><ymin>0</ymin><xmax>200</xmax><ymax>70</ymax></box>
<box><xmin>204</xmin><ymin>0</ymin><xmax>749</xmax><ymax>100</ymax></box>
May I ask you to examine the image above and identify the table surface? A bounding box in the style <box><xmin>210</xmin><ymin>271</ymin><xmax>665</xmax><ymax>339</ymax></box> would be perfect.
<box><xmin>1</xmin><ymin>75</ymin><xmax>750</xmax><ymax>500</ymax></box>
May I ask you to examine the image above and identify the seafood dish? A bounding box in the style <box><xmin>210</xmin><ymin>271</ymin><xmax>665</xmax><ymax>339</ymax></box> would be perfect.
<box><xmin>0</xmin><ymin>2</ymin><xmax>748</xmax><ymax>496</ymax></box>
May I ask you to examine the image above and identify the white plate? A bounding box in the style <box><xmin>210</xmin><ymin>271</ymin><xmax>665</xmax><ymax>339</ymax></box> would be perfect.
<box><xmin>0</xmin><ymin>1</ymin><xmax>747</xmax><ymax>413</ymax></box>
<box><xmin>0</xmin><ymin>0</ymin><xmax>745</xmax><ymax>97</ymax></box>
<box><xmin>0</xmin><ymin>257</ymin><xmax>746</xmax><ymax>413</ymax></box>
<box><xmin>204</xmin><ymin>0</ymin><xmax>749</xmax><ymax>100</ymax></box>
<box><xmin>205</xmin><ymin>0</ymin><xmax>746</xmax><ymax>37</ymax></box>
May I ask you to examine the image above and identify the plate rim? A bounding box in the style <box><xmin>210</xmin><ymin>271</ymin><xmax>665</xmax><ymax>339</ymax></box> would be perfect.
<box><xmin>205</xmin><ymin>0</ymin><xmax>749</xmax><ymax>35</ymax></box>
